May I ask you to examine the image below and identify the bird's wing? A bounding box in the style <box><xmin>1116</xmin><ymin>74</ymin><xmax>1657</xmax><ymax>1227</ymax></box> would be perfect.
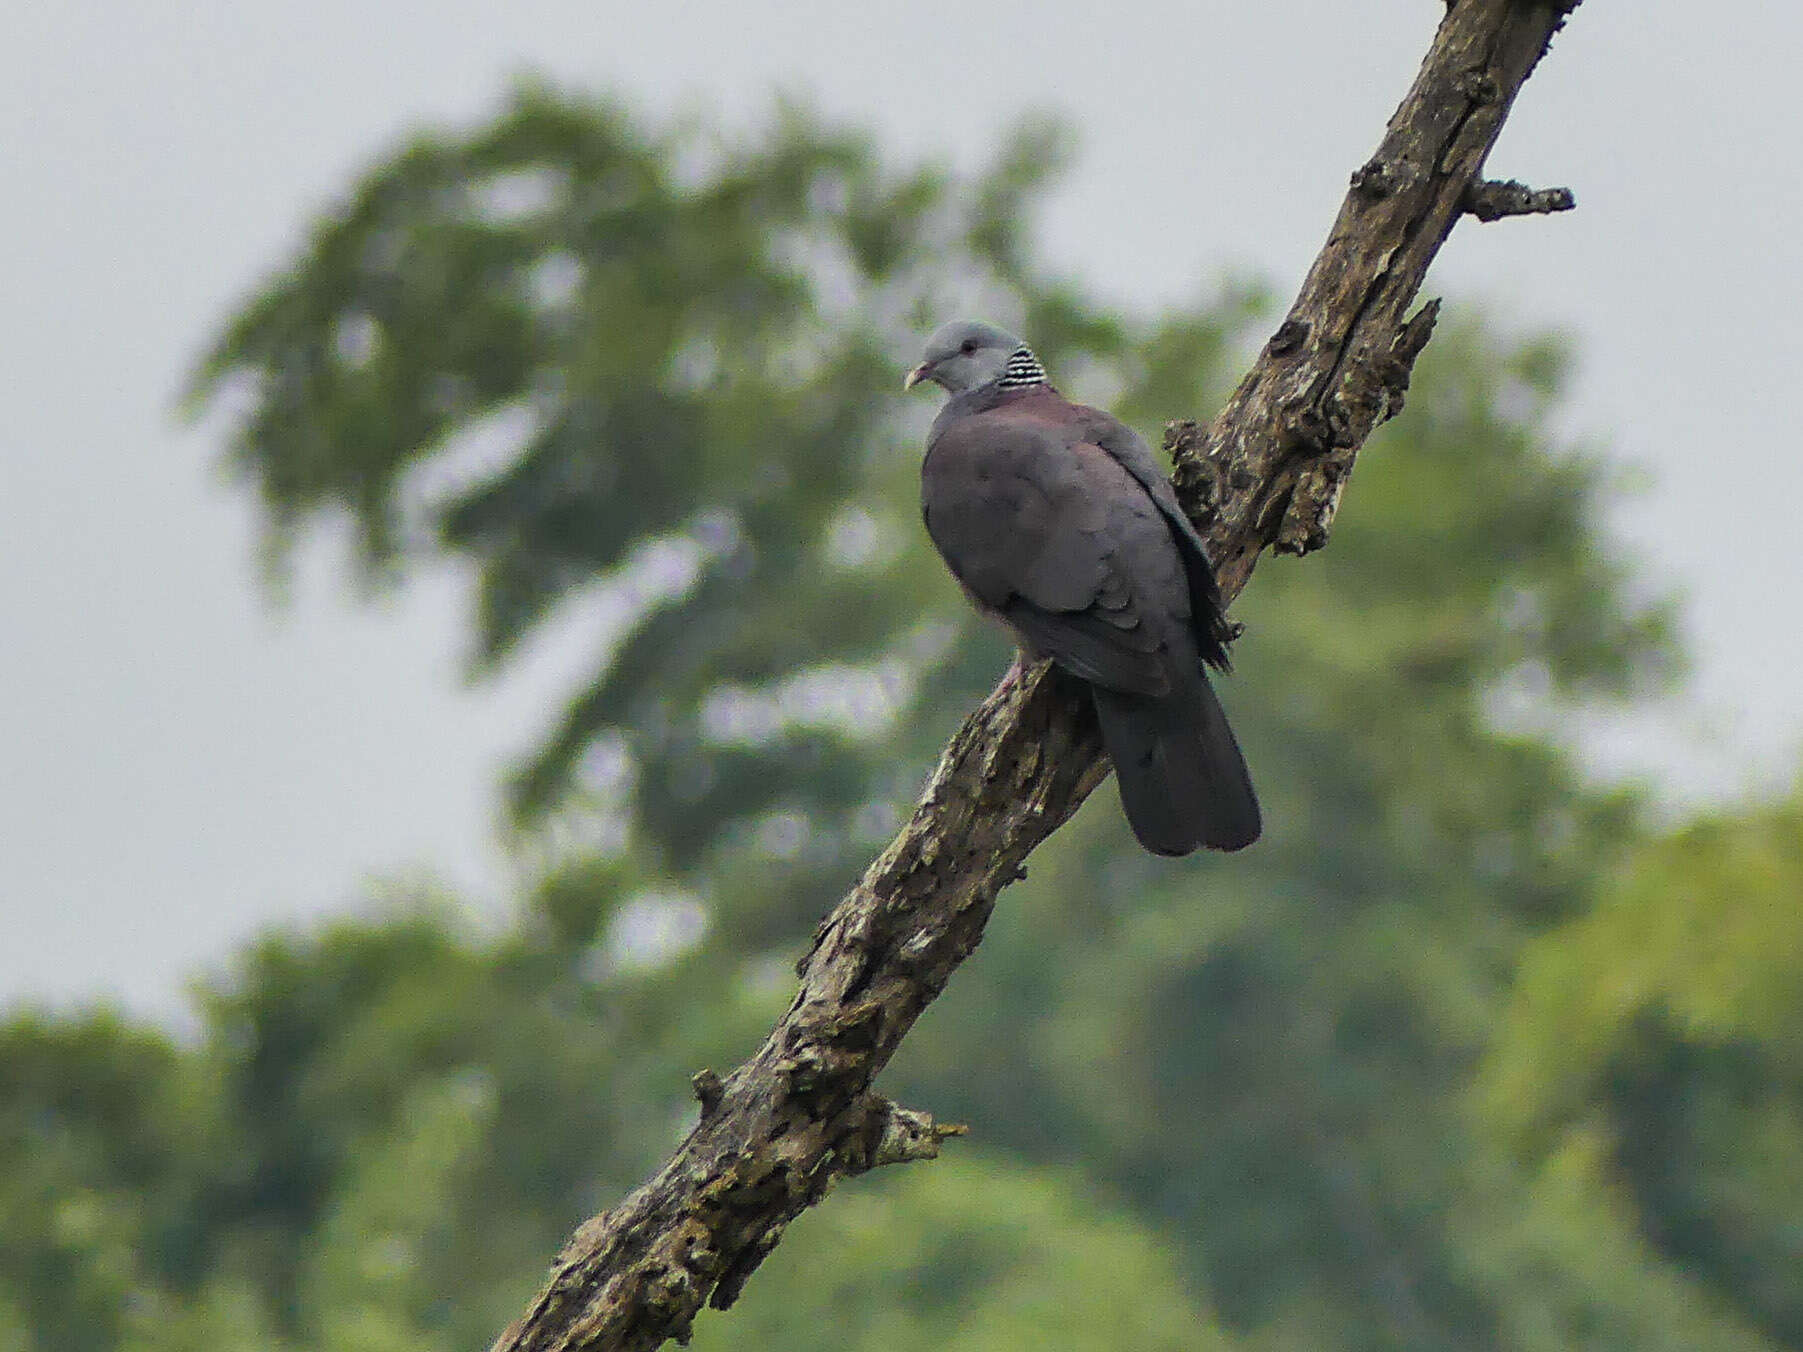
<box><xmin>1078</xmin><ymin>406</ymin><xmax>1236</xmax><ymax>671</ymax></box>
<box><xmin>921</xmin><ymin>409</ymin><xmax>1190</xmax><ymax>698</ymax></box>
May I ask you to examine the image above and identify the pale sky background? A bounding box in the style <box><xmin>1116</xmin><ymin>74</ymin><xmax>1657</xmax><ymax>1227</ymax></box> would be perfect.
<box><xmin>4</xmin><ymin>2</ymin><xmax>1798</xmax><ymax>1025</ymax></box>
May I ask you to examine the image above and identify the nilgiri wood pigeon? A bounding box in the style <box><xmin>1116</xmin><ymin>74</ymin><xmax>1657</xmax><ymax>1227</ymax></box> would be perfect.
<box><xmin>906</xmin><ymin>320</ymin><xmax>1260</xmax><ymax>855</ymax></box>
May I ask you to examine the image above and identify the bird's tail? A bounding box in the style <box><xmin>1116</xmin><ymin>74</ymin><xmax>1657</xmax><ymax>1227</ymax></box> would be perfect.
<box><xmin>1091</xmin><ymin>676</ymin><xmax>1261</xmax><ymax>856</ymax></box>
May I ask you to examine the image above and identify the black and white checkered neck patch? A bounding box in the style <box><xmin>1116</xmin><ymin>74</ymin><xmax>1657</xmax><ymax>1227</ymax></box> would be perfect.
<box><xmin>998</xmin><ymin>346</ymin><xmax>1048</xmax><ymax>388</ymax></box>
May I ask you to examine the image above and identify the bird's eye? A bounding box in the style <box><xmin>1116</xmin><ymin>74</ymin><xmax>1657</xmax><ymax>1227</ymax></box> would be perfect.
<box><xmin>959</xmin><ymin>339</ymin><xmax>977</xmax><ymax>355</ymax></box>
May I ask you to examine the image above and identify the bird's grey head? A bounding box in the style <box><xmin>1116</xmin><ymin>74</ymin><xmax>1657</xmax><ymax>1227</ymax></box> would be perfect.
<box><xmin>904</xmin><ymin>319</ymin><xmax>1047</xmax><ymax>396</ymax></box>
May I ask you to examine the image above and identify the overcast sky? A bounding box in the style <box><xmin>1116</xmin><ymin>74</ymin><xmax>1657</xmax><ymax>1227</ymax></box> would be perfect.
<box><xmin>5</xmin><ymin>2</ymin><xmax>1798</xmax><ymax>1025</ymax></box>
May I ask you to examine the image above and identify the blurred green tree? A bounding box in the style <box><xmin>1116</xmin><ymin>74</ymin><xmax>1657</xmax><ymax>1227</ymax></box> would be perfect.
<box><xmin>184</xmin><ymin>83</ymin><xmax>1117</xmax><ymax>948</ymax></box>
<box><xmin>1474</xmin><ymin>793</ymin><xmax>1803</xmax><ymax>1350</ymax></box>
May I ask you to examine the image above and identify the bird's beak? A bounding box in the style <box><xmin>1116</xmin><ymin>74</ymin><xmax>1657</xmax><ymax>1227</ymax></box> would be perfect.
<box><xmin>903</xmin><ymin>362</ymin><xmax>933</xmax><ymax>392</ymax></box>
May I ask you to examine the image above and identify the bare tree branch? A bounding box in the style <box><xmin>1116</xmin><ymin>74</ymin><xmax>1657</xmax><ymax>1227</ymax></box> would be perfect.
<box><xmin>491</xmin><ymin>3</ymin><xmax>1584</xmax><ymax>1348</ymax></box>
<box><xmin>1464</xmin><ymin>178</ymin><xmax>1576</xmax><ymax>221</ymax></box>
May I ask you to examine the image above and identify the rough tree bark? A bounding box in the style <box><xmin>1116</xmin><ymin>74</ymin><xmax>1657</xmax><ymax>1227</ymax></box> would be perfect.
<box><xmin>491</xmin><ymin>3</ymin><xmax>1583</xmax><ymax>1348</ymax></box>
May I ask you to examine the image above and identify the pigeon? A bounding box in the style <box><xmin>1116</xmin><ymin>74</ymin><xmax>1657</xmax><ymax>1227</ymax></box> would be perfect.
<box><xmin>906</xmin><ymin>319</ymin><xmax>1260</xmax><ymax>855</ymax></box>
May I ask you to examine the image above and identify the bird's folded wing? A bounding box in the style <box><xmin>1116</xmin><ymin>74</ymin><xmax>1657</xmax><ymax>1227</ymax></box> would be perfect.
<box><xmin>923</xmin><ymin>418</ymin><xmax>1173</xmax><ymax>696</ymax></box>
<box><xmin>1079</xmin><ymin>407</ymin><xmax>1236</xmax><ymax>671</ymax></box>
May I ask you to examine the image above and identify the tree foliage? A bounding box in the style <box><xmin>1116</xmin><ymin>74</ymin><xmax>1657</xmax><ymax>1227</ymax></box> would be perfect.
<box><xmin>1477</xmin><ymin>800</ymin><xmax>1803</xmax><ymax>1349</ymax></box>
<box><xmin>5</xmin><ymin>84</ymin><xmax>1792</xmax><ymax>1352</ymax></box>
